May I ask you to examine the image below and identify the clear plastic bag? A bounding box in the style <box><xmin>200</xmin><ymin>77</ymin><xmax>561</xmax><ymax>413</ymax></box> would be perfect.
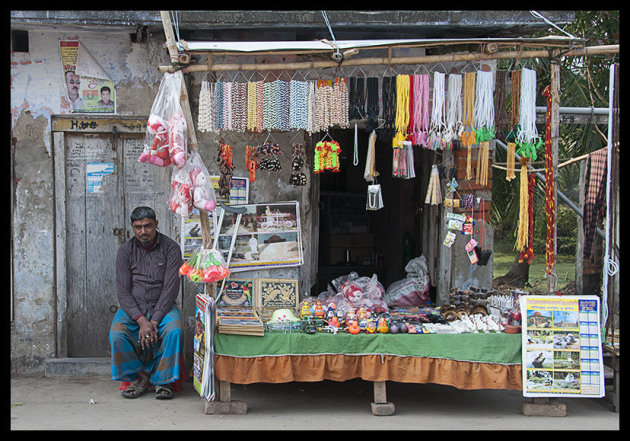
<box><xmin>188</xmin><ymin>153</ymin><xmax>217</xmax><ymax>212</ymax></box>
<box><xmin>169</xmin><ymin>164</ymin><xmax>193</xmax><ymax>217</ymax></box>
<box><xmin>140</xmin><ymin>71</ymin><xmax>188</xmax><ymax>168</ymax></box>
<box><xmin>180</xmin><ymin>247</ymin><xmax>229</xmax><ymax>283</ymax></box>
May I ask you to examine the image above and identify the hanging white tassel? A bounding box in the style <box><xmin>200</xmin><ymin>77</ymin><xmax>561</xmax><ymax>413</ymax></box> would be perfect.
<box><xmin>429</xmin><ymin>72</ymin><xmax>446</xmax><ymax>149</ymax></box>
<box><xmin>445</xmin><ymin>73</ymin><xmax>463</xmax><ymax>141</ymax></box>
<box><xmin>517</xmin><ymin>67</ymin><xmax>538</xmax><ymax>145</ymax></box>
<box><xmin>474</xmin><ymin>70</ymin><xmax>495</xmax><ymax>132</ymax></box>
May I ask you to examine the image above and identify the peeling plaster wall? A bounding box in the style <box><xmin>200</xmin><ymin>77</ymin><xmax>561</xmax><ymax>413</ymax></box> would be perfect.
<box><xmin>10</xmin><ymin>26</ymin><xmax>168</xmax><ymax>375</ymax></box>
<box><xmin>10</xmin><ymin>26</ymin><xmax>318</xmax><ymax>375</ymax></box>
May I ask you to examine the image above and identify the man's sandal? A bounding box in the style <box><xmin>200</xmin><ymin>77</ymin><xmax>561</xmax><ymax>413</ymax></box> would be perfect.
<box><xmin>155</xmin><ymin>384</ymin><xmax>173</xmax><ymax>400</ymax></box>
<box><xmin>120</xmin><ymin>383</ymin><xmax>148</xmax><ymax>399</ymax></box>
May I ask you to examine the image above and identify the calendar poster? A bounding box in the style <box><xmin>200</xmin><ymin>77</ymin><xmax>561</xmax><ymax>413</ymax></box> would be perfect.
<box><xmin>520</xmin><ymin>295</ymin><xmax>605</xmax><ymax>398</ymax></box>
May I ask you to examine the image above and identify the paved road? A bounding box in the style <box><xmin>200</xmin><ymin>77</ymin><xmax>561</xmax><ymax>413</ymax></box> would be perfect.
<box><xmin>10</xmin><ymin>375</ymin><xmax>619</xmax><ymax>430</ymax></box>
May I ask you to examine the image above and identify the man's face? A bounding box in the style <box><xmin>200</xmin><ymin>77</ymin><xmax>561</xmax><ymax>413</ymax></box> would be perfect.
<box><xmin>66</xmin><ymin>72</ymin><xmax>80</xmax><ymax>100</ymax></box>
<box><xmin>101</xmin><ymin>90</ymin><xmax>110</xmax><ymax>103</ymax></box>
<box><xmin>131</xmin><ymin>217</ymin><xmax>158</xmax><ymax>246</ymax></box>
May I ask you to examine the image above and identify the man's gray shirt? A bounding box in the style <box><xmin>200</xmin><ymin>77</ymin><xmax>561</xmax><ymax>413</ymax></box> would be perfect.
<box><xmin>115</xmin><ymin>232</ymin><xmax>182</xmax><ymax>324</ymax></box>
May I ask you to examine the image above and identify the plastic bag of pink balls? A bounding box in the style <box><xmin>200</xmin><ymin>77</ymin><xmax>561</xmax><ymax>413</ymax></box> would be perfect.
<box><xmin>319</xmin><ymin>273</ymin><xmax>388</xmax><ymax>316</ymax></box>
<box><xmin>140</xmin><ymin>71</ymin><xmax>188</xmax><ymax>168</ymax></box>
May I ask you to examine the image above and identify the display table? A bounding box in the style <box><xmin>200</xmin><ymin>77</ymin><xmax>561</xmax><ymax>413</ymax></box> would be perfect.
<box><xmin>208</xmin><ymin>331</ymin><xmax>523</xmax><ymax>415</ymax></box>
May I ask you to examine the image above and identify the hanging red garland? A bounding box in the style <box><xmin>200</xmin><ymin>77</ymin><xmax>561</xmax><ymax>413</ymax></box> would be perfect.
<box><xmin>519</xmin><ymin>173</ymin><xmax>535</xmax><ymax>265</ymax></box>
<box><xmin>542</xmin><ymin>85</ymin><xmax>556</xmax><ymax>274</ymax></box>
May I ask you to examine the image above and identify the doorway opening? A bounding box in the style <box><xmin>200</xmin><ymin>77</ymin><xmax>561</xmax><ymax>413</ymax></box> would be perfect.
<box><xmin>316</xmin><ymin>127</ymin><xmax>436</xmax><ymax>302</ymax></box>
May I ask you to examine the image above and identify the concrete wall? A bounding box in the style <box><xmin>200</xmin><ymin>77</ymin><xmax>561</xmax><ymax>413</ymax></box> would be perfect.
<box><xmin>11</xmin><ymin>26</ymin><xmax>167</xmax><ymax>375</ymax></box>
<box><xmin>10</xmin><ymin>25</ymin><xmax>318</xmax><ymax>375</ymax></box>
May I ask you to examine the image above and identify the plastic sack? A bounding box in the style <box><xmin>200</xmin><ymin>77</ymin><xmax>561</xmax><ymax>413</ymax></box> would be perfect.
<box><xmin>179</xmin><ymin>247</ymin><xmax>230</xmax><ymax>284</ymax></box>
<box><xmin>140</xmin><ymin>71</ymin><xmax>188</xmax><ymax>168</ymax></box>
<box><xmin>188</xmin><ymin>153</ymin><xmax>217</xmax><ymax>212</ymax></box>
<box><xmin>384</xmin><ymin>256</ymin><xmax>431</xmax><ymax>307</ymax></box>
<box><xmin>169</xmin><ymin>165</ymin><xmax>193</xmax><ymax>217</ymax></box>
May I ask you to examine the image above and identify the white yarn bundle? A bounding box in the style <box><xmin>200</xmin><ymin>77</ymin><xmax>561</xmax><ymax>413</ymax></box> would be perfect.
<box><xmin>429</xmin><ymin>72</ymin><xmax>446</xmax><ymax>148</ymax></box>
<box><xmin>445</xmin><ymin>73</ymin><xmax>463</xmax><ymax>141</ymax></box>
<box><xmin>516</xmin><ymin>67</ymin><xmax>538</xmax><ymax>145</ymax></box>
<box><xmin>474</xmin><ymin>70</ymin><xmax>495</xmax><ymax>131</ymax></box>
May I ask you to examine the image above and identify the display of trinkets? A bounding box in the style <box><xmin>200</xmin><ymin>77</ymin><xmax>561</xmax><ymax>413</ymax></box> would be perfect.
<box><xmin>289</xmin><ymin>142</ymin><xmax>307</xmax><ymax>186</ymax></box>
<box><xmin>257</xmin><ymin>141</ymin><xmax>282</xmax><ymax>171</ymax></box>
<box><xmin>440</xmin><ymin>287</ymin><xmax>491</xmax><ymax>321</ymax></box>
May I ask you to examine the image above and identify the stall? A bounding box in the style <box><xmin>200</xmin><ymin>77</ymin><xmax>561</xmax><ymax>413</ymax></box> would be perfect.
<box><xmin>146</xmin><ymin>11</ymin><xmax>618</xmax><ymax>415</ymax></box>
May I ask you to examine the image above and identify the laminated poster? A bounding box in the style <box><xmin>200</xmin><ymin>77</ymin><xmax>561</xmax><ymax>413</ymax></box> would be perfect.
<box><xmin>520</xmin><ymin>295</ymin><xmax>605</xmax><ymax>398</ymax></box>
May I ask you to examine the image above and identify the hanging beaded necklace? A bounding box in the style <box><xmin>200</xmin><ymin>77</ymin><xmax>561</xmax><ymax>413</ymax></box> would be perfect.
<box><xmin>262</xmin><ymin>80</ymin><xmax>276</xmax><ymax>131</ymax></box>
<box><xmin>247</xmin><ymin>81</ymin><xmax>258</xmax><ymax>132</ymax></box>
<box><xmin>232</xmin><ymin>81</ymin><xmax>247</xmax><ymax>133</ymax></box>
<box><xmin>306</xmin><ymin>80</ymin><xmax>317</xmax><ymax>134</ymax></box>
<box><xmin>215</xmin><ymin>81</ymin><xmax>224</xmax><ymax>130</ymax></box>
<box><xmin>349</xmin><ymin>76</ymin><xmax>365</xmax><ymax>121</ymax></box>
<box><xmin>223</xmin><ymin>81</ymin><xmax>233</xmax><ymax>131</ymax></box>
<box><xmin>276</xmin><ymin>80</ymin><xmax>290</xmax><ymax>131</ymax></box>
<box><xmin>289</xmin><ymin>79</ymin><xmax>308</xmax><ymax>130</ymax></box>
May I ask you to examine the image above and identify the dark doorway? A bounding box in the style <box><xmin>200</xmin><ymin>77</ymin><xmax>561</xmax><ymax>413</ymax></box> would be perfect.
<box><xmin>316</xmin><ymin>127</ymin><xmax>427</xmax><ymax>295</ymax></box>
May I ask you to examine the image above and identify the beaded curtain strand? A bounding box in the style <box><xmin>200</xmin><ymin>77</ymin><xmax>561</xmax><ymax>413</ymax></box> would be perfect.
<box><xmin>542</xmin><ymin>85</ymin><xmax>556</xmax><ymax>274</ymax></box>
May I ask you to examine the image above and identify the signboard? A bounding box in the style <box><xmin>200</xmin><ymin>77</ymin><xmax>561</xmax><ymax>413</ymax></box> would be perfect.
<box><xmin>520</xmin><ymin>295</ymin><xmax>605</xmax><ymax>398</ymax></box>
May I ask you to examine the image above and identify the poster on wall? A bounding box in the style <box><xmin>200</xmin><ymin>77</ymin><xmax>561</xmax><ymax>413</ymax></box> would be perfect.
<box><xmin>520</xmin><ymin>295</ymin><xmax>605</xmax><ymax>398</ymax></box>
<box><xmin>216</xmin><ymin>201</ymin><xmax>304</xmax><ymax>272</ymax></box>
<box><xmin>60</xmin><ymin>40</ymin><xmax>116</xmax><ymax>114</ymax></box>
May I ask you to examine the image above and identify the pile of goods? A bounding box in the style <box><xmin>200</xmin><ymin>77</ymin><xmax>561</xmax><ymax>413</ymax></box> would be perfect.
<box><xmin>263</xmin><ymin>271</ymin><xmax>521</xmax><ymax>335</ymax></box>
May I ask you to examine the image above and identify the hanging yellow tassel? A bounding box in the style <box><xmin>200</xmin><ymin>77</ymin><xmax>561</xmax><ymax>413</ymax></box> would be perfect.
<box><xmin>506</xmin><ymin>142</ymin><xmax>516</xmax><ymax>181</ymax></box>
<box><xmin>425</xmin><ymin>164</ymin><xmax>442</xmax><ymax>205</ymax></box>
<box><xmin>476</xmin><ymin>141</ymin><xmax>490</xmax><ymax>186</ymax></box>
<box><xmin>514</xmin><ymin>157</ymin><xmax>530</xmax><ymax>253</ymax></box>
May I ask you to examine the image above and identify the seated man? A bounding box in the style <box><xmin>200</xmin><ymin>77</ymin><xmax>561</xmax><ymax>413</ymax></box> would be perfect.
<box><xmin>109</xmin><ymin>206</ymin><xmax>183</xmax><ymax>399</ymax></box>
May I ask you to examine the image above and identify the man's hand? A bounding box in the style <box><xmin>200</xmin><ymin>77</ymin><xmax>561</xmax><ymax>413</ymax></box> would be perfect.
<box><xmin>136</xmin><ymin>316</ymin><xmax>158</xmax><ymax>350</ymax></box>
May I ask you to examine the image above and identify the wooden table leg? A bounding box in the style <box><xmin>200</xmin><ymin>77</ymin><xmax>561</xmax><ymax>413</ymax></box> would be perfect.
<box><xmin>371</xmin><ymin>380</ymin><xmax>395</xmax><ymax>416</ymax></box>
<box><xmin>204</xmin><ymin>380</ymin><xmax>247</xmax><ymax>415</ymax></box>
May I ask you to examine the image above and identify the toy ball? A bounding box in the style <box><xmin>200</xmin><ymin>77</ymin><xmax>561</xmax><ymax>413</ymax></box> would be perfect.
<box><xmin>390</xmin><ymin>323</ymin><xmax>399</xmax><ymax>334</ymax></box>
<box><xmin>400</xmin><ymin>323</ymin><xmax>408</xmax><ymax>333</ymax></box>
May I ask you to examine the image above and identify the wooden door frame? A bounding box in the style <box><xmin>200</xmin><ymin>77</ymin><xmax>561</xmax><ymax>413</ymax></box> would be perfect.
<box><xmin>52</xmin><ymin>114</ymin><xmax>147</xmax><ymax>357</ymax></box>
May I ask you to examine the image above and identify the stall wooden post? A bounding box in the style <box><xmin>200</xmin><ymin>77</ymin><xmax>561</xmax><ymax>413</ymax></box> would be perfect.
<box><xmin>547</xmin><ymin>53</ymin><xmax>560</xmax><ymax>294</ymax></box>
<box><xmin>371</xmin><ymin>381</ymin><xmax>395</xmax><ymax>416</ymax></box>
<box><xmin>160</xmin><ymin>10</ymin><xmax>245</xmax><ymax>414</ymax></box>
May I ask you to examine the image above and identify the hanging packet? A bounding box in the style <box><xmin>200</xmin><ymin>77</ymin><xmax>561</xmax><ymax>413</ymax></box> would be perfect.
<box><xmin>140</xmin><ymin>71</ymin><xmax>188</xmax><ymax>168</ymax></box>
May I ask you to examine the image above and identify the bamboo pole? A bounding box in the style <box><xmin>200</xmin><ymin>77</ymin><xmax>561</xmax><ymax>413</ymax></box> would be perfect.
<box><xmin>158</xmin><ymin>44</ymin><xmax>619</xmax><ymax>73</ymax></box>
<box><xmin>160</xmin><ymin>11</ymin><xmax>215</xmax><ymax>293</ymax></box>
<box><xmin>547</xmin><ymin>53</ymin><xmax>561</xmax><ymax>294</ymax></box>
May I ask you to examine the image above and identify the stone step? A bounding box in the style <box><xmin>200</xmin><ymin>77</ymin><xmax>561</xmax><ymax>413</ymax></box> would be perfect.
<box><xmin>45</xmin><ymin>358</ymin><xmax>110</xmax><ymax>377</ymax></box>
